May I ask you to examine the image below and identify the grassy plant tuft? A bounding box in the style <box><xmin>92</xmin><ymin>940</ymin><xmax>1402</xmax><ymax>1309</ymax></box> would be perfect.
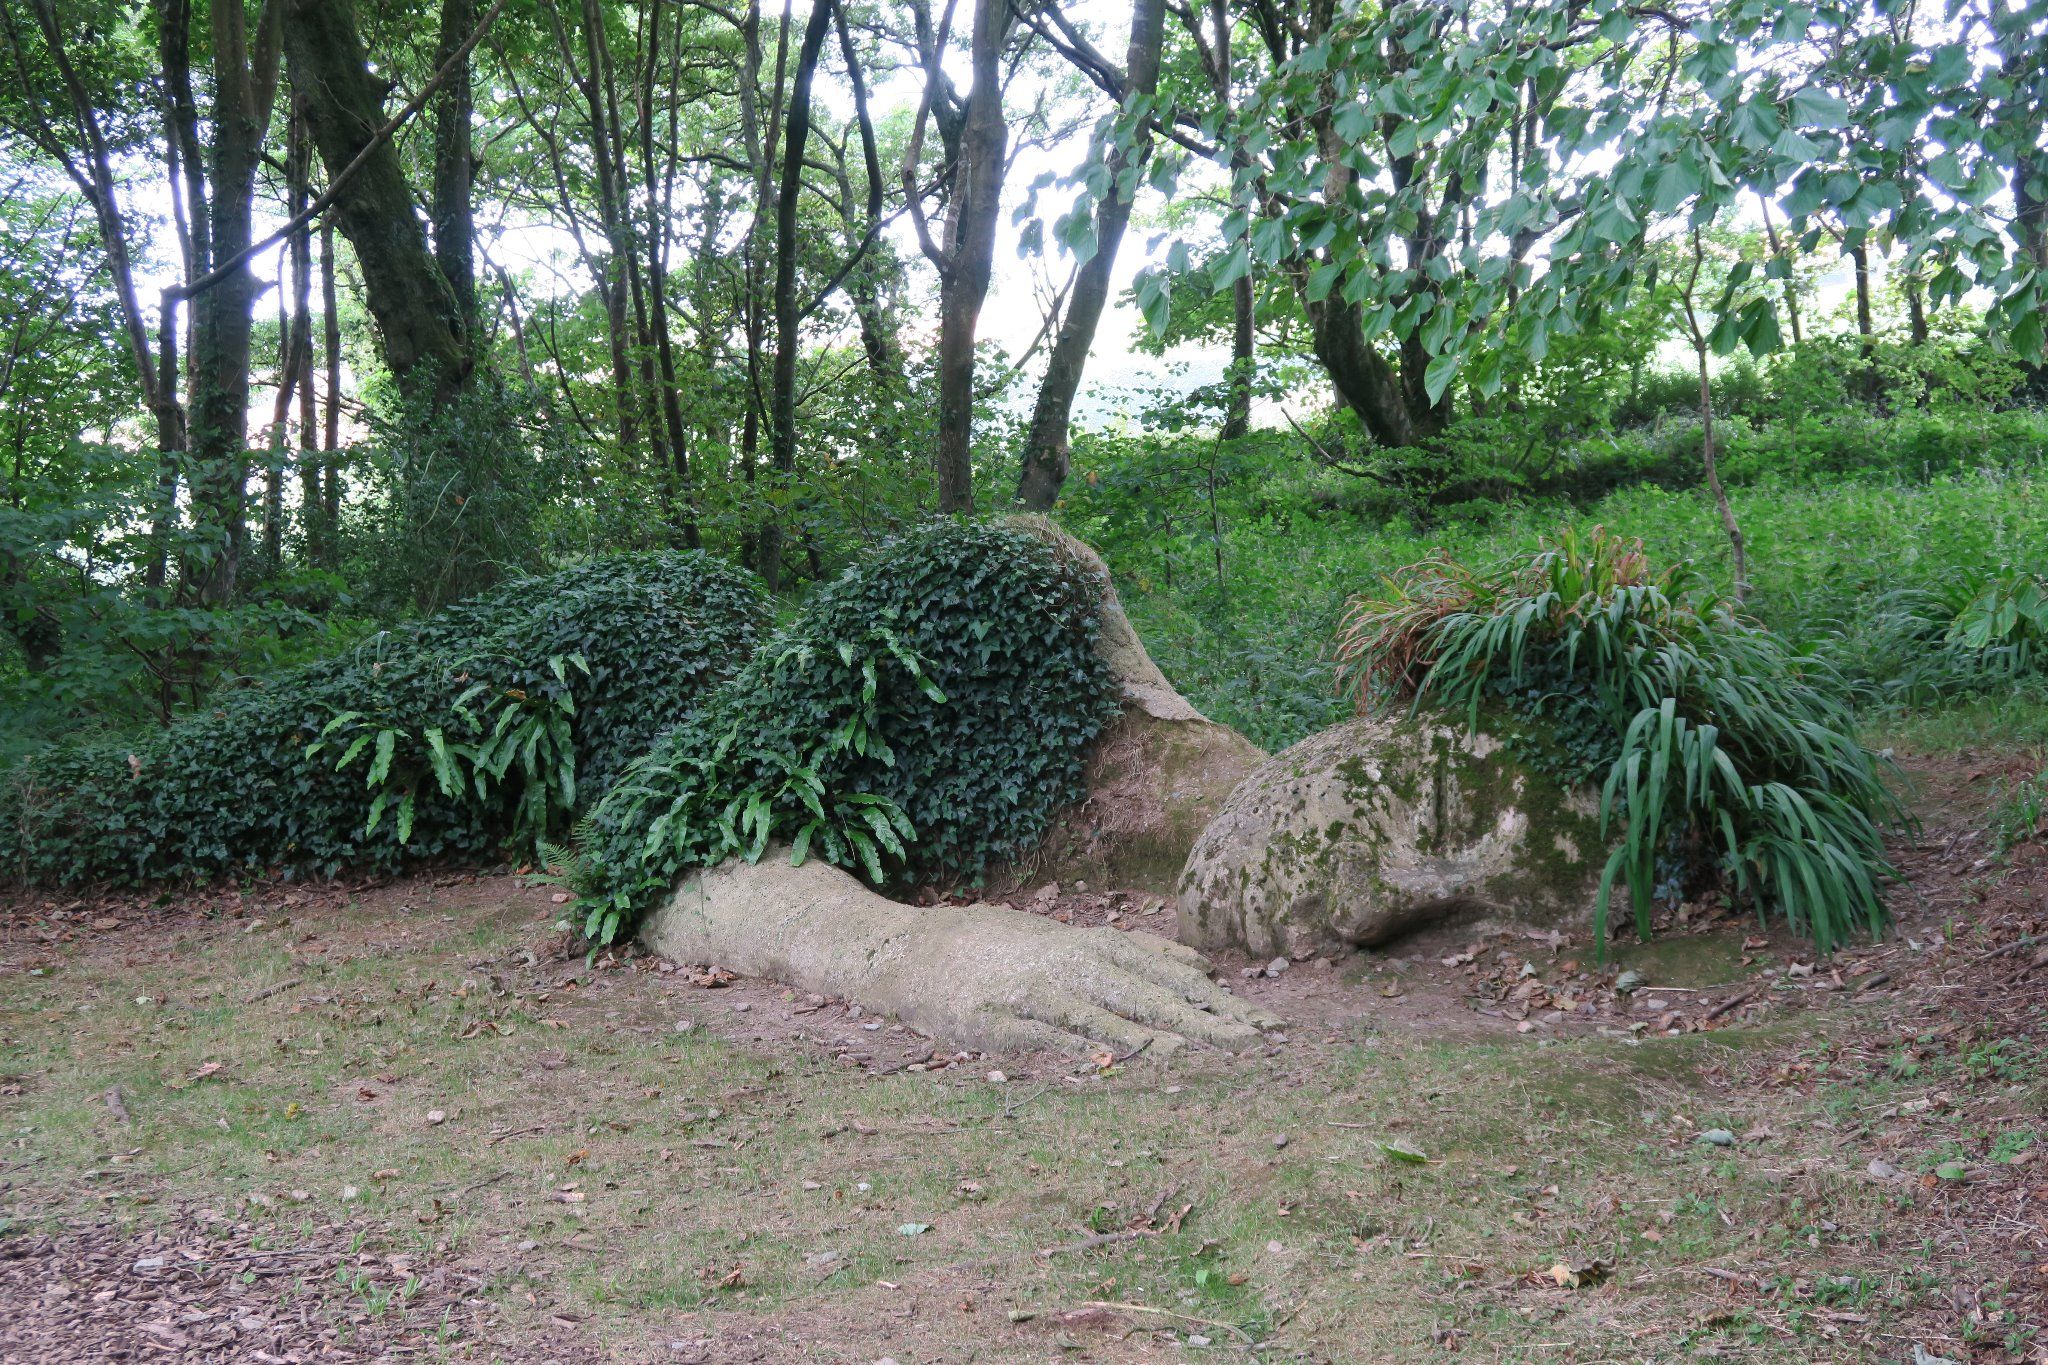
<box><xmin>1335</xmin><ymin>527</ymin><xmax>1902</xmax><ymax>955</ymax></box>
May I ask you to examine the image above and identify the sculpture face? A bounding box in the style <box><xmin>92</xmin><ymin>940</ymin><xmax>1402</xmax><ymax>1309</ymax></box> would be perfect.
<box><xmin>1177</xmin><ymin>715</ymin><xmax>1606</xmax><ymax>958</ymax></box>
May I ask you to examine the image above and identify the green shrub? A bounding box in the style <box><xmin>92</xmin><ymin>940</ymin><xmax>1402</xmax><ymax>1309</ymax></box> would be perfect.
<box><xmin>1821</xmin><ymin>569</ymin><xmax>2048</xmax><ymax>710</ymax></box>
<box><xmin>0</xmin><ymin>551</ymin><xmax>767</xmax><ymax>885</ymax></box>
<box><xmin>1946</xmin><ymin>570</ymin><xmax>2048</xmax><ymax>676</ymax></box>
<box><xmin>1988</xmin><ymin>764</ymin><xmax>2047</xmax><ymax>856</ymax></box>
<box><xmin>571</xmin><ymin>521</ymin><xmax>1119</xmax><ymax>943</ymax></box>
<box><xmin>1334</xmin><ymin>527</ymin><xmax>1901</xmax><ymax>955</ymax></box>
<box><xmin>1817</xmin><ymin>588</ymin><xmax>1990</xmax><ymax>708</ymax></box>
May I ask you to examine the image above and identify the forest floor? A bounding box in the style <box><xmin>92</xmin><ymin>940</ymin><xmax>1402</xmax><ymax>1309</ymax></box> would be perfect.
<box><xmin>1</xmin><ymin>749</ymin><xmax>2044</xmax><ymax>1364</ymax></box>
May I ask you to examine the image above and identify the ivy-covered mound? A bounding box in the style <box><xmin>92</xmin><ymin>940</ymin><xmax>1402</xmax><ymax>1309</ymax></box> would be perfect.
<box><xmin>1335</xmin><ymin>527</ymin><xmax>1902</xmax><ymax>955</ymax></box>
<box><xmin>574</xmin><ymin>521</ymin><xmax>1120</xmax><ymax>944</ymax></box>
<box><xmin>0</xmin><ymin>552</ymin><xmax>767</xmax><ymax>885</ymax></box>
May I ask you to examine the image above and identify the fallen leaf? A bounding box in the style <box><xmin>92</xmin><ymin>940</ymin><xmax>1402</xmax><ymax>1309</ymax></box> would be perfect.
<box><xmin>1546</xmin><ymin>1258</ymin><xmax>1610</xmax><ymax>1289</ymax></box>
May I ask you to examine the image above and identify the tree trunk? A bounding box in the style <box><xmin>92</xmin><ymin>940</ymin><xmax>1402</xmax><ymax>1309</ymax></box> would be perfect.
<box><xmin>932</xmin><ymin>0</ymin><xmax>1009</xmax><ymax>514</ymax></box>
<box><xmin>833</xmin><ymin>4</ymin><xmax>902</xmax><ymax>441</ymax></box>
<box><xmin>182</xmin><ymin>0</ymin><xmax>281</xmax><ymax>606</ymax></box>
<box><xmin>1212</xmin><ymin>0</ymin><xmax>1253</xmax><ymax>441</ymax></box>
<box><xmin>284</xmin><ymin>93</ymin><xmax>322</xmax><ymax>566</ymax></box>
<box><xmin>587</xmin><ymin>0</ymin><xmax>668</xmax><ymax>484</ymax></box>
<box><xmin>320</xmin><ymin>220</ymin><xmax>342</xmax><ymax>557</ymax></box>
<box><xmin>1682</xmin><ymin>229</ymin><xmax>1746</xmax><ymax>602</ymax></box>
<box><xmin>1758</xmin><ymin>193</ymin><xmax>1803</xmax><ymax>347</ymax></box>
<box><xmin>638</xmin><ymin>0</ymin><xmax>698</xmax><ymax>546</ymax></box>
<box><xmin>284</xmin><ymin>0</ymin><xmax>472</xmax><ymax>408</ymax></box>
<box><xmin>1695</xmin><ymin>342</ymin><xmax>1746</xmax><ymax>601</ymax></box>
<box><xmin>1015</xmin><ymin>0</ymin><xmax>1163</xmax><ymax>511</ymax></box>
<box><xmin>1305</xmin><ymin>297</ymin><xmax>1420</xmax><ymax>448</ymax></box>
<box><xmin>430</xmin><ymin>0</ymin><xmax>477</xmax><ymax>327</ymax></box>
<box><xmin>1849</xmin><ymin>239</ymin><xmax>1873</xmax><ymax>339</ymax></box>
<box><xmin>546</xmin><ymin>0</ymin><xmax>641</xmax><ymax>465</ymax></box>
<box><xmin>735</xmin><ymin>0</ymin><xmax>788</xmax><ymax>568</ymax></box>
<box><xmin>260</xmin><ymin>269</ymin><xmax>295</xmax><ymax>576</ymax></box>
<box><xmin>1224</xmin><ymin>272</ymin><xmax>1255</xmax><ymax>440</ymax></box>
<box><xmin>296</xmin><ymin>263</ymin><xmax>319</xmax><ymax>564</ymax></box>
<box><xmin>761</xmin><ymin>0</ymin><xmax>836</xmax><ymax>590</ymax></box>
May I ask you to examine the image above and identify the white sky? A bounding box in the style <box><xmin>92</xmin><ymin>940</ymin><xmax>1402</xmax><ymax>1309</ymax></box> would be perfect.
<box><xmin>114</xmin><ymin>2</ymin><xmax>1907</xmax><ymax>437</ymax></box>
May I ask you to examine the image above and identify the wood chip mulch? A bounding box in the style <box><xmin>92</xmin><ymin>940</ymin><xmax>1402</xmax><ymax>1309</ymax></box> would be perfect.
<box><xmin>0</xmin><ymin>1211</ymin><xmax>532</xmax><ymax>1362</ymax></box>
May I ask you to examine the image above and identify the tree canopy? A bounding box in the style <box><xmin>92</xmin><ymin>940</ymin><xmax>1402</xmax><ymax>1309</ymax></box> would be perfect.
<box><xmin>0</xmin><ymin>0</ymin><xmax>2041</xmax><ymax>753</ymax></box>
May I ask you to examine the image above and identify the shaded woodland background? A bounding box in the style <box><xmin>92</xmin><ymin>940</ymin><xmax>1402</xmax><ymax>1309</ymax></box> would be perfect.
<box><xmin>1</xmin><ymin>0</ymin><xmax>2044</xmax><ymax>765</ymax></box>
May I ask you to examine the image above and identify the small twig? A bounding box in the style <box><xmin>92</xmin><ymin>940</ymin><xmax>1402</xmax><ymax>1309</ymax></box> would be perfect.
<box><xmin>1108</xmin><ymin>1037</ymin><xmax>1154</xmax><ymax>1066</ymax></box>
<box><xmin>870</xmin><ymin>1047</ymin><xmax>936</xmax><ymax>1076</ymax></box>
<box><xmin>1959</xmin><ymin>934</ymin><xmax>2037</xmax><ymax>969</ymax></box>
<box><xmin>1705</xmin><ymin>989</ymin><xmax>1761</xmax><ymax>1022</ymax></box>
<box><xmin>190</xmin><ymin>1247</ymin><xmax>335</xmax><ymax>1266</ymax></box>
<box><xmin>1079</xmin><ymin>1300</ymin><xmax>1255</xmax><ymax>1345</ymax></box>
<box><xmin>446</xmin><ymin>1169</ymin><xmax>514</xmax><ymax>1201</ymax></box>
<box><xmin>246</xmin><ymin>977</ymin><xmax>304</xmax><ymax>1005</ymax></box>
<box><xmin>1038</xmin><ymin>1229</ymin><xmax>1149</xmax><ymax>1258</ymax></box>
<box><xmin>1144</xmin><ymin>1183</ymin><xmax>1182</xmax><ymax>1226</ymax></box>
<box><xmin>1002</xmin><ymin>1084</ymin><xmax>1051</xmax><ymax>1121</ymax></box>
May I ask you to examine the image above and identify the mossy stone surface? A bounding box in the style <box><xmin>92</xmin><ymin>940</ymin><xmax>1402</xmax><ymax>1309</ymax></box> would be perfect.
<box><xmin>1175</xmin><ymin>713</ymin><xmax>1608</xmax><ymax>957</ymax></box>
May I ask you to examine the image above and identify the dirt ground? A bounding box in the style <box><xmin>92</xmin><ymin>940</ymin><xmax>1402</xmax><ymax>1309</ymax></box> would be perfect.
<box><xmin>1</xmin><ymin>749</ymin><xmax>2043</xmax><ymax>1363</ymax></box>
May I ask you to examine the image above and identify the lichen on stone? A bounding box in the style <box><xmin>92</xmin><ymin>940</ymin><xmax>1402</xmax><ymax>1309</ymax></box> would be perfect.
<box><xmin>1176</xmin><ymin>712</ymin><xmax>1607</xmax><ymax>958</ymax></box>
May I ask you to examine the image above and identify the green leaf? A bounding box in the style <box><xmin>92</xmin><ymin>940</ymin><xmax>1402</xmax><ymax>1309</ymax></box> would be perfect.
<box><xmin>364</xmin><ymin>729</ymin><xmax>398</xmax><ymax>788</ymax></box>
<box><xmin>1788</xmin><ymin>87</ymin><xmax>1849</xmax><ymax>130</ymax></box>
<box><xmin>1209</xmin><ymin>244</ymin><xmax>1252</xmax><ymax>292</ymax></box>
<box><xmin>334</xmin><ymin>732</ymin><xmax>373</xmax><ymax>772</ymax></box>
<box><xmin>1376</xmin><ymin>1139</ymin><xmax>1430</xmax><ymax>1164</ymax></box>
<box><xmin>1423</xmin><ymin>350</ymin><xmax>1463</xmax><ymax>406</ymax></box>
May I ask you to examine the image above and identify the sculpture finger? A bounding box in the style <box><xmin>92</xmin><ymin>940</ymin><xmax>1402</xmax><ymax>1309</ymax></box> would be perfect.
<box><xmin>1086</xmin><ymin>972</ymin><xmax>1267</xmax><ymax>1052</ymax></box>
<box><xmin>1194</xmin><ymin>979</ymin><xmax>1285</xmax><ymax>1033</ymax></box>
<box><xmin>1113</xmin><ymin>930</ymin><xmax>1217</xmax><ymax>973</ymax></box>
<box><xmin>1092</xmin><ymin>931</ymin><xmax>1285</xmax><ymax>1032</ymax></box>
<box><xmin>974</xmin><ymin>1011</ymin><xmax>1105</xmax><ymax>1059</ymax></box>
<box><xmin>1022</xmin><ymin>997</ymin><xmax>1186</xmax><ymax>1056</ymax></box>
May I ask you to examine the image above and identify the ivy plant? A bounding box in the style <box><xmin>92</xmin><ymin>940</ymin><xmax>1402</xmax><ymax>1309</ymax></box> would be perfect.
<box><xmin>0</xmin><ymin>551</ymin><xmax>768</xmax><ymax>885</ymax></box>
<box><xmin>570</xmin><ymin>521</ymin><xmax>1121</xmax><ymax>944</ymax></box>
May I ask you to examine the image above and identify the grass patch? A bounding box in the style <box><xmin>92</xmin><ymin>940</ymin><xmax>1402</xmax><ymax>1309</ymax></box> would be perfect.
<box><xmin>0</xmin><ymin>880</ymin><xmax>2029</xmax><ymax>1357</ymax></box>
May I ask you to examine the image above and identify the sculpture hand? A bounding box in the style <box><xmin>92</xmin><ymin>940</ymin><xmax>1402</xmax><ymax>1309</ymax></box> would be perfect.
<box><xmin>642</xmin><ymin>853</ymin><xmax>1280</xmax><ymax>1056</ymax></box>
<box><xmin>893</xmin><ymin>911</ymin><xmax>1280</xmax><ymax>1056</ymax></box>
